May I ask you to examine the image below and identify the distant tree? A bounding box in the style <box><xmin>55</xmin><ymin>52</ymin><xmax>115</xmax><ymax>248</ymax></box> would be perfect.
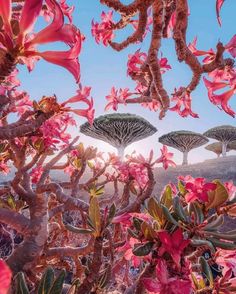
<box><xmin>80</xmin><ymin>113</ymin><xmax>157</xmax><ymax>159</ymax></box>
<box><xmin>204</xmin><ymin>125</ymin><xmax>236</xmax><ymax>157</ymax></box>
<box><xmin>159</xmin><ymin>130</ymin><xmax>208</xmax><ymax>165</ymax></box>
<box><xmin>205</xmin><ymin>142</ymin><xmax>231</xmax><ymax>158</ymax></box>
<box><xmin>228</xmin><ymin>140</ymin><xmax>236</xmax><ymax>152</ymax></box>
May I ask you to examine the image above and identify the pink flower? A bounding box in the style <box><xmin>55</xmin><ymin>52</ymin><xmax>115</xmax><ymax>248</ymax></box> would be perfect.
<box><xmin>155</xmin><ymin>145</ymin><xmax>176</xmax><ymax>170</ymax></box>
<box><xmin>127</xmin><ymin>50</ymin><xmax>147</xmax><ymax>76</ymax></box>
<box><xmin>62</xmin><ymin>87</ymin><xmax>95</xmax><ymax>125</ymax></box>
<box><xmin>105</xmin><ymin>87</ymin><xmax>132</xmax><ymax>111</ymax></box>
<box><xmin>159</xmin><ymin>56</ymin><xmax>172</xmax><ymax>74</ymax></box>
<box><xmin>216</xmin><ymin>249</ymin><xmax>236</xmax><ymax>276</ymax></box>
<box><xmin>10</xmin><ymin>91</ymin><xmax>32</xmax><ymax>116</ymax></box>
<box><xmin>184</xmin><ymin>177</ymin><xmax>217</xmax><ymax>203</ymax></box>
<box><xmin>0</xmin><ymin>0</ymin><xmax>12</xmax><ymax>36</ymax></box>
<box><xmin>24</xmin><ymin>0</ymin><xmax>78</xmax><ymax>48</ymax></box>
<box><xmin>158</xmin><ymin>228</ymin><xmax>190</xmax><ymax>267</ymax></box>
<box><xmin>225</xmin><ymin>34</ymin><xmax>236</xmax><ymax>58</ymax></box>
<box><xmin>0</xmin><ymin>0</ymin><xmax>81</xmax><ymax>82</ymax></box>
<box><xmin>169</xmin><ymin>88</ymin><xmax>199</xmax><ymax>118</ymax></box>
<box><xmin>91</xmin><ymin>11</ymin><xmax>114</xmax><ymax>46</ymax></box>
<box><xmin>216</xmin><ymin>0</ymin><xmax>225</xmax><ymax>26</ymax></box>
<box><xmin>203</xmin><ymin>77</ymin><xmax>236</xmax><ymax>117</ymax></box>
<box><xmin>113</xmin><ymin>212</ymin><xmax>150</xmax><ymax>226</ymax></box>
<box><xmin>18</xmin><ymin>0</ymin><xmax>44</xmax><ymax>41</ymax></box>
<box><xmin>188</xmin><ymin>37</ymin><xmax>215</xmax><ymax>64</ymax></box>
<box><xmin>60</xmin><ymin>0</ymin><xmax>74</xmax><ymax>23</ymax></box>
<box><xmin>0</xmin><ymin>162</ymin><xmax>10</xmax><ymax>175</ymax></box>
<box><xmin>224</xmin><ymin>181</ymin><xmax>236</xmax><ymax>200</ymax></box>
<box><xmin>30</xmin><ymin>166</ymin><xmax>44</xmax><ymax>184</ymax></box>
<box><xmin>141</xmin><ymin>100</ymin><xmax>160</xmax><ymax>112</ymax></box>
<box><xmin>26</xmin><ymin>32</ymin><xmax>82</xmax><ymax>82</ymax></box>
<box><xmin>117</xmin><ymin>238</ymin><xmax>143</xmax><ymax>267</ymax></box>
<box><xmin>142</xmin><ymin>259</ymin><xmax>192</xmax><ymax>294</ymax></box>
<box><xmin>0</xmin><ymin>259</ymin><xmax>12</xmax><ymax>294</ymax></box>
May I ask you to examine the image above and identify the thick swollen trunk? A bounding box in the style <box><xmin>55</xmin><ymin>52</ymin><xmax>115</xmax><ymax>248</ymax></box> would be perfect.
<box><xmin>182</xmin><ymin>150</ymin><xmax>188</xmax><ymax>165</ymax></box>
<box><xmin>222</xmin><ymin>142</ymin><xmax>227</xmax><ymax>157</ymax></box>
<box><xmin>76</xmin><ymin>237</ymin><xmax>103</xmax><ymax>294</ymax></box>
<box><xmin>7</xmin><ymin>194</ymin><xmax>48</xmax><ymax>274</ymax></box>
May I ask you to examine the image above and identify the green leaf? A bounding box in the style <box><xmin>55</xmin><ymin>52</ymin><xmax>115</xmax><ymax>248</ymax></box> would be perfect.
<box><xmin>127</xmin><ymin>228</ymin><xmax>139</xmax><ymax>239</ymax></box>
<box><xmin>178</xmin><ymin>180</ymin><xmax>187</xmax><ymax>196</ymax></box>
<box><xmin>65</xmin><ymin>224</ymin><xmax>94</xmax><ymax>234</ymax></box>
<box><xmin>199</xmin><ymin>256</ymin><xmax>213</xmax><ymax>288</ymax></box>
<box><xmin>141</xmin><ymin>221</ymin><xmax>155</xmax><ymax>241</ymax></box>
<box><xmin>161</xmin><ymin>205</ymin><xmax>179</xmax><ymax>227</ymax></box>
<box><xmin>205</xmin><ymin>180</ymin><xmax>229</xmax><ymax>210</ymax></box>
<box><xmin>107</xmin><ymin>203</ymin><xmax>116</xmax><ymax>225</ymax></box>
<box><xmin>38</xmin><ymin>266</ymin><xmax>55</xmax><ymax>294</ymax></box>
<box><xmin>133</xmin><ymin>217</ymin><xmax>143</xmax><ymax>231</ymax></box>
<box><xmin>190</xmin><ymin>239</ymin><xmax>216</xmax><ymax>253</ymax></box>
<box><xmin>49</xmin><ymin>270</ymin><xmax>65</xmax><ymax>294</ymax></box>
<box><xmin>89</xmin><ymin>197</ymin><xmax>101</xmax><ymax>236</ymax></box>
<box><xmin>206</xmin><ymin>237</ymin><xmax>236</xmax><ymax>250</ymax></box>
<box><xmin>89</xmin><ymin>186</ymin><xmax>105</xmax><ymax>197</ymax></box>
<box><xmin>16</xmin><ymin>272</ymin><xmax>30</xmax><ymax>294</ymax></box>
<box><xmin>132</xmin><ymin>242</ymin><xmax>154</xmax><ymax>256</ymax></box>
<box><xmin>98</xmin><ymin>265</ymin><xmax>111</xmax><ymax>289</ymax></box>
<box><xmin>160</xmin><ymin>185</ymin><xmax>173</xmax><ymax>208</ymax></box>
<box><xmin>147</xmin><ymin>197</ymin><xmax>164</xmax><ymax>225</ymax></box>
<box><xmin>173</xmin><ymin>196</ymin><xmax>188</xmax><ymax>222</ymax></box>
<box><xmin>87</xmin><ymin>160</ymin><xmax>94</xmax><ymax>169</ymax></box>
<box><xmin>204</xmin><ymin>215</ymin><xmax>224</xmax><ymax>231</ymax></box>
<box><xmin>7</xmin><ymin>194</ymin><xmax>16</xmax><ymax>210</ymax></box>
<box><xmin>66</xmin><ymin>279</ymin><xmax>80</xmax><ymax>294</ymax></box>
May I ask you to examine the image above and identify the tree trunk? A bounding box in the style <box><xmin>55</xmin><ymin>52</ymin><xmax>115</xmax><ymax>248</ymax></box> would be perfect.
<box><xmin>7</xmin><ymin>194</ymin><xmax>48</xmax><ymax>274</ymax></box>
<box><xmin>222</xmin><ymin>142</ymin><xmax>227</xmax><ymax>157</ymax></box>
<box><xmin>117</xmin><ymin>146</ymin><xmax>125</xmax><ymax>160</ymax></box>
<box><xmin>182</xmin><ymin>150</ymin><xmax>188</xmax><ymax>165</ymax></box>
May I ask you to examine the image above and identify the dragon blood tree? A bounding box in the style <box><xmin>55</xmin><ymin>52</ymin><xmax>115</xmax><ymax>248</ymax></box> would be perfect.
<box><xmin>80</xmin><ymin>113</ymin><xmax>157</xmax><ymax>159</ymax></box>
<box><xmin>228</xmin><ymin>141</ymin><xmax>236</xmax><ymax>152</ymax></box>
<box><xmin>205</xmin><ymin>142</ymin><xmax>231</xmax><ymax>158</ymax></box>
<box><xmin>159</xmin><ymin>130</ymin><xmax>208</xmax><ymax>165</ymax></box>
<box><xmin>204</xmin><ymin>125</ymin><xmax>236</xmax><ymax>157</ymax></box>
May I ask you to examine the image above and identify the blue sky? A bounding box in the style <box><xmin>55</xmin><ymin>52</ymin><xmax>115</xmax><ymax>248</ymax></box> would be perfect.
<box><xmin>18</xmin><ymin>0</ymin><xmax>236</xmax><ymax>165</ymax></box>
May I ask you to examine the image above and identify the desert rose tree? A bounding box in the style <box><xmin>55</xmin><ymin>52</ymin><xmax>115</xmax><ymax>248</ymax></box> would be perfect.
<box><xmin>204</xmin><ymin>125</ymin><xmax>236</xmax><ymax>157</ymax></box>
<box><xmin>159</xmin><ymin>130</ymin><xmax>208</xmax><ymax>165</ymax></box>
<box><xmin>80</xmin><ymin>113</ymin><xmax>157</xmax><ymax>159</ymax></box>
<box><xmin>1</xmin><ymin>0</ymin><xmax>236</xmax><ymax>293</ymax></box>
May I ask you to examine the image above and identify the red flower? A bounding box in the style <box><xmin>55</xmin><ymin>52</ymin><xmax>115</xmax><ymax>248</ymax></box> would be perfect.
<box><xmin>61</xmin><ymin>87</ymin><xmax>95</xmax><ymax>125</ymax></box>
<box><xmin>188</xmin><ymin>37</ymin><xmax>215</xmax><ymax>64</ymax></box>
<box><xmin>216</xmin><ymin>0</ymin><xmax>225</xmax><ymax>26</ymax></box>
<box><xmin>127</xmin><ymin>50</ymin><xmax>147</xmax><ymax>76</ymax></box>
<box><xmin>169</xmin><ymin>88</ymin><xmax>199</xmax><ymax>118</ymax></box>
<box><xmin>158</xmin><ymin>228</ymin><xmax>190</xmax><ymax>267</ymax></box>
<box><xmin>142</xmin><ymin>259</ymin><xmax>192</xmax><ymax>294</ymax></box>
<box><xmin>203</xmin><ymin>77</ymin><xmax>236</xmax><ymax>117</ymax></box>
<box><xmin>224</xmin><ymin>181</ymin><xmax>236</xmax><ymax>200</ymax></box>
<box><xmin>0</xmin><ymin>259</ymin><xmax>12</xmax><ymax>294</ymax></box>
<box><xmin>185</xmin><ymin>177</ymin><xmax>217</xmax><ymax>203</ymax></box>
<box><xmin>105</xmin><ymin>87</ymin><xmax>132</xmax><ymax>111</ymax></box>
<box><xmin>91</xmin><ymin>11</ymin><xmax>114</xmax><ymax>46</ymax></box>
<box><xmin>225</xmin><ymin>34</ymin><xmax>236</xmax><ymax>58</ymax></box>
<box><xmin>155</xmin><ymin>145</ymin><xmax>176</xmax><ymax>170</ymax></box>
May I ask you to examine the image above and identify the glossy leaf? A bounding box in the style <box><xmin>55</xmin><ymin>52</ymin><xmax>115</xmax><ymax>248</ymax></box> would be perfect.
<box><xmin>205</xmin><ymin>180</ymin><xmax>229</xmax><ymax>210</ymax></box>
